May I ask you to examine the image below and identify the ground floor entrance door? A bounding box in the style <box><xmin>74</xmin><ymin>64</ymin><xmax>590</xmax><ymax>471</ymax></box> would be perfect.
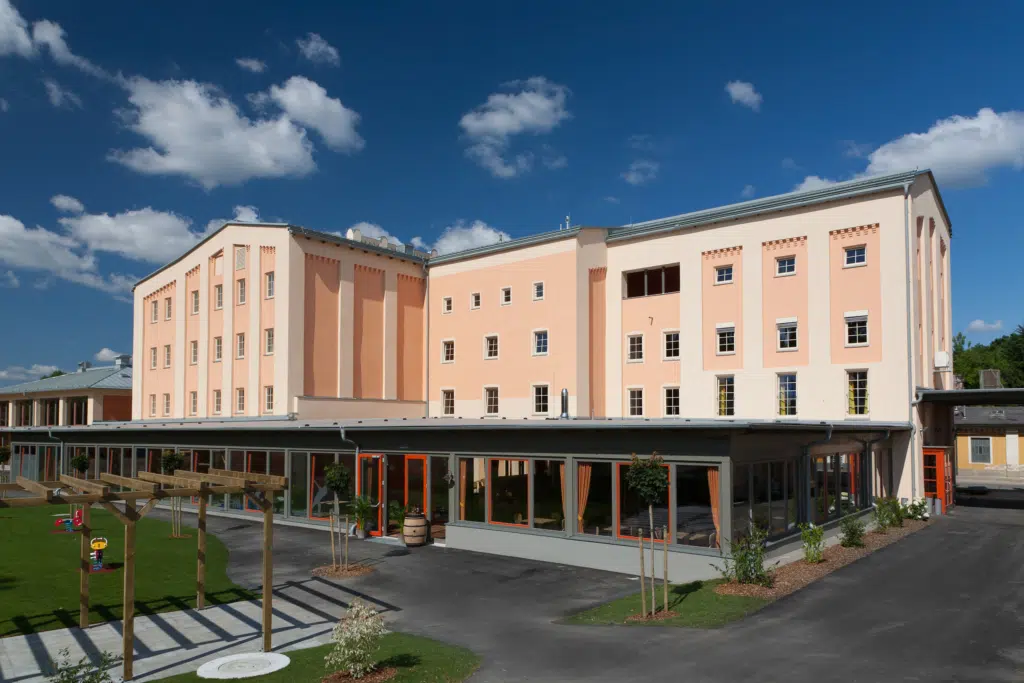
<box><xmin>923</xmin><ymin>447</ymin><xmax>954</xmax><ymax>513</ymax></box>
<box><xmin>358</xmin><ymin>454</ymin><xmax>383</xmax><ymax>536</ymax></box>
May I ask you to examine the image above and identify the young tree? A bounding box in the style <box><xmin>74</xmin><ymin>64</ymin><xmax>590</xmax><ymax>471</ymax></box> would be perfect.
<box><xmin>325</xmin><ymin>463</ymin><xmax>352</xmax><ymax>569</ymax></box>
<box><xmin>161</xmin><ymin>450</ymin><xmax>186</xmax><ymax>537</ymax></box>
<box><xmin>626</xmin><ymin>453</ymin><xmax>668</xmax><ymax>616</ymax></box>
<box><xmin>69</xmin><ymin>451</ymin><xmax>91</xmax><ymax>518</ymax></box>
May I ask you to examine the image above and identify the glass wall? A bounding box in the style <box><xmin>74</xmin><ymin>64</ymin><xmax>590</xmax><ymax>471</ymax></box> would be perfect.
<box><xmin>735</xmin><ymin>457</ymin><xmax>803</xmax><ymax>541</ymax></box>
<box><xmin>576</xmin><ymin>461</ymin><xmax>613</xmax><ymax>537</ymax></box>
<box><xmin>290</xmin><ymin>452</ymin><xmax>308</xmax><ymax>518</ymax></box>
<box><xmin>617</xmin><ymin>462</ymin><xmax>669</xmax><ymax>540</ymax></box>
<box><xmin>675</xmin><ymin>465</ymin><xmax>720</xmax><ymax>548</ymax></box>
<box><xmin>489</xmin><ymin>459</ymin><xmax>528</xmax><ymax>526</ymax></box>
<box><xmin>429</xmin><ymin>456</ymin><xmax>449</xmax><ymax>539</ymax></box>
<box><xmin>533</xmin><ymin>460</ymin><xmax>565</xmax><ymax>531</ymax></box>
<box><xmin>458</xmin><ymin>457</ymin><xmax>486</xmax><ymax>522</ymax></box>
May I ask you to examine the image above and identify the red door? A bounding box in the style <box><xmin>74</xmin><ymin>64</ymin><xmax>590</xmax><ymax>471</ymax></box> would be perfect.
<box><xmin>923</xmin><ymin>447</ymin><xmax>952</xmax><ymax>513</ymax></box>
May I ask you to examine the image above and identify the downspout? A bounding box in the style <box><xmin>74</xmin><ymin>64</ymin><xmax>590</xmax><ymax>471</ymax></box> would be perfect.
<box><xmin>801</xmin><ymin>424</ymin><xmax>834</xmax><ymax>524</ymax></box>
<box><xmin>46</xmin><ymin>428</ymin><xmax>64</xmax><ymax>480</ymax></box>
<box><xmin>902</xmin><ymin>183</ymin><xmax>918</xmax><ymax>499</ymax></box>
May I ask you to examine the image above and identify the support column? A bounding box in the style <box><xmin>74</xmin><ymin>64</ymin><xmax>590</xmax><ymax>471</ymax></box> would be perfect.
<box><xmin>79</xmin><ymin>503</ymin><xmax>90</xmax><ymax>628</ymax></box>
<box><xmin>123</xmin><ymin>499</ymin><xmax>136</xmax><ymax>681</ymax></box>
<box><xmin>262</xmin><ymin>502</ymin><xmax>273</xmax><ymax>652</ymax></box>
<box><xmin>197</xmin><ymin>496</ymin><xmax>207</xmax><ymax>609</ymax></box>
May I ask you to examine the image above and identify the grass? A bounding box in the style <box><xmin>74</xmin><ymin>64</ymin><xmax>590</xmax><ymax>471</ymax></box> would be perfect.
<box><xmin>562</xmin><ymin>579</ymin><xmax>768</xmax><ymax>628</ymax></box>
<box><xmin>152</xmin><ymin>633</ymin><xmax>480</xmax><ymax>683</ymax></box>
<box><xmin>0</xmin><ymin>505</ymin><xmax>254</xmax><ymax>636</ymax></box>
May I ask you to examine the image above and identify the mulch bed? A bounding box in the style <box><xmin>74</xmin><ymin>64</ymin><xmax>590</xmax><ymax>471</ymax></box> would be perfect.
<box><xmin>717</xmin><ymin>519</ymin><xmax>930</xmax><ymax>601</ymax></box>
<box><xmin>625</xmin><ymin>610</ymin><xmax>679</xmax><ymax>623</ymax></box>
<box><xmin>323</xmin><ymin>666</ymin><xmax>397</xmax><ymax>683</ymax></box>
<box><xmin>312</xmin><ymin>564</ymin><xmax>375</xmax><ymax>579</ymax></box>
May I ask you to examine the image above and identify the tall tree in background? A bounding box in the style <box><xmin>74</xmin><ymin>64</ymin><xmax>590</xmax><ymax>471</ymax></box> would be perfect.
<box><xmin>954</xmin><ymin>325</ymin><xmax>1024</xmax><ymax>388</ymax></box>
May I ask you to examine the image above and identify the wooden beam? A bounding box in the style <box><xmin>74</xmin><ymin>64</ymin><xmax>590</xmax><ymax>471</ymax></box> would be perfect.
<box><xmin>137</xmin><ymin>471</ymin><xmax>202</xmax><ymax>489</ymax></box>
<box><xmin>100</xmin><ymin>474</ymin><xmax>158</xmax><ymax>493</ymax></box>
<box><xmin>262</xmin><ymin>504</ymin><xmax>273</xmax><ymax>652</ymax></box>
<box><xmin>79</xmin><ymin>503</ymin><xmax>91</xmax><ymax>629</ymax></box>
<box><xmin>136</xmin><ymin>498</ymin><xmax>160</xmax><ymax>519</ymax></box>
<box><xmin>197</xmin><ymin>496</ymin><xmax>207</xmax><ymax>609</ymax></box>
<box><xmin>0</xmin><ymin>482</ymin><xmax>25</xmax><ymax>492</ymax></box>
<box><xmin>17</xmin><ymin>477</ymin><xmax>53</xmax><ymax>500</ymax></box>
<box><xmin>122</xmin><ymin>498</ymin><xmax>136</xmax><ymax>681</ymax></box>
<box><xmin>209</xmin><ymin>468</ymin><xmax>288</xmax><ymax>487</ymax></box>
<box><xmin>173</xmin><ymin>470</ymin><xmax>243</xmax><ymax>487</ymax></box>
<box><xmin>60</xmin><ymin>474</ymin><xmax>110</xmax><ymax>497</ymax></box>
<box><xmin>98</xmin><ymin>501</ymin><xmax>132</xmax><ymax>526</ymax></box>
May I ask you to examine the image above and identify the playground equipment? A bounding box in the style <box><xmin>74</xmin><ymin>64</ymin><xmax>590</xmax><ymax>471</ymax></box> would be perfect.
<box><xmin>53</xmin><ymin>508</ymin><xmax>84</xmax><ymax>533</ymax></box>
<box><xmin>89</xmin><ymin>537</ymin><xmax>108</xmax><ymax>571</ymax></box>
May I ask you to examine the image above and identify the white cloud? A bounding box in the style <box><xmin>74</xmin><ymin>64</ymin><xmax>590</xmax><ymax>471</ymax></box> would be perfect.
<box><xmin>621</xmin><ymin>159</ymin><xmax>659</xmax><ymax>186</ymax></box>
<box><xmin>741</xmin><ymin>184</ymin><xmax>756</xmax><ymax>199</ymax></box>
<box><xmin>725</xmin><ymin>80</ymin><xmax>762</xmax><ymax>111</ymax></box>
<box><xmin>296</xmin><ymin>32</ymin><xmax>340</xmax><ymax>67</ymax></box>
<box><xmin>109</xmin><ymin>77</ymin><xmax>315</xmax><ymax>189</ymax></box>
<box><xmin>31</xmin><ymin>19</ymin><xmax>111</xmax><ymax>80</ymax></box>
<box><xmin>205</xmin><ymin>205</ymin><xmax>263</xmax><ymax>235</ymax></box>
<box><xmin>864</xmin><ymin>108</ymin><xmax>1024</xmax><ymax>187</ymax></box>
<box><xmin>781</xmin><ymin>157</ymin><xmax>800</xmax><ymax>170</ymax></box>
<box><xmin>412</xmin><ymin>220</ymin><xmax>510</xmax><ymax>255</ymax></box>
<box><xmin>841</xmin><ymin>140</ymin><xmax>872</xmax><ymax>158</ymax></box>
<box><xmin>0</xmin><ymin>0</ymin><xmax>33</xmax><ymax>57</ymax></box>
<box><xmin>460</xmin><ymin>77</ymin><xmax>571</xmax><ymax>178</ymax></box>
<box><xmin>0</xmin><ymin>363</ymin><xmax>60</xmax><ymax>383</ymax></box>
<box><xmin>50</xmin><ymin>194</ymin><xmax>85</xmax><ymax>214</ymax></box>
<box><xmin>235</xmin><ymin>57</ymin><xmax>266</xmax><ymax>73</ymax></box>
<box><xmin>966</xmin><ymin>319</ymin><xmax>1003</xmax><ymax>334</ymax></box>
<box><xmin>58</xmin><ymin>206</ymin><xmax>199</xmax><ymax>264</ymax></box>
<box><xmin>253</xmin><ymin>76</ymin><xmax>363</xmax><ymax>152</ymax></box>
<box><xmin>2</xmin><ymin>270</ymin><xmax>18</xmax><ymax>287</ymax></box>
<box><xmin>604</xmin><ymin>196</ymin><xmax>620</xmax><ymax>204</ymax></box>
<box><xmin>43</xmin><ymin>78</ymin><xmax>81</xmax><ymax>108</ymax></box>
<box><xmin>94</xmin><ymin>347</ymin><xmax>121</xmax><ymax>362</ymax></box>
<box><xmin>793</xmin><ymin>175</ymin><xmax>838</xmax><ymax>192</ymax></box>
<box><xmin>0</xmin><ymin>97</ymin><xmax>8</xmax><ymax>112</ymax></box>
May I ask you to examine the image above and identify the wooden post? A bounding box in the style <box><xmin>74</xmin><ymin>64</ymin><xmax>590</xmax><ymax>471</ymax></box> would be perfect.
<box><xmin>663</xmin><ymin>526</ymin><xmax>669</xmax><ymax>614</ymax></box>
<box><xmin>343</xmin><ymin>514</ymin><xmax>350</xmax><ymax>571</ymax></box>
<box><xmin>262</xmin><ymin>501</ymin><xmax>273</xmax><ymax>652</ymax></box>
<box><xmin>123</xmin><ymin>499</ymin><xmax>136</xmax><ymax>681</ymax></box>
<box><xmin>79</xmin><ymin>503</ymin><xmax>90</xmax><ymax>628</ymax></box>
<box><xmin>329</xmin><ymin>511</ymin><xmax>336</xmax><ymax>569</ymax></box>
<box><xmin>649</xmin><ymin>529</ymin><xmax>656</xmax><ymax>617</ymax></box>
<box><xmin>638</xmin><ymin>529</ymin><xmax>646</xmax><ymax>618</ymax></box>
<box><xmin>197</xmin><ymin>496</ymin><xmax>207</xmax><ymax>609</ymax></box>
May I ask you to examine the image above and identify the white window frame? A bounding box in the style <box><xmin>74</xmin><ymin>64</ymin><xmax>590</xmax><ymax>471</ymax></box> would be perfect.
<box><xmin>776</xmin><ymin>318</ymin><xmax>798</xmax><ymax>352</ymax></box>
<box><xmin>213</xmin><ymin>336</ymin><xmax>223</xmax><ymax>362</ymax></box>
<box><xmin>501</xmin><ymin>287</ymin><xmax>512</xmax><ymax>306</ymax></box>
<box><xmin>149</xmin><ymin>347</ymin><xmax>157</xmax><ymax>370</ymax></box>
<box><xmin>214</xmin><ymin>284</ymin><xmax>223</xmax><ymax>310</ymax></box>
<box><xmin>441</xmin><ymin>339</ymin><xmax>455</xmax><ymax>364</ymax></box>
<box><xmin>441</xmin><ymin>388</ymin><xmax>455</xmax><ymax>416</ymax></box>
<box><xmin>844</xmin><ymin>245</ymin><xmax>867</xmax><ymax>268</ymax></box>
<box><xmin>191</xmin><ymin>290</ymin><xmax>200</xmax><ymax>315</ymax></box>
<box><xmin>775</xmin><ymin>255</ymin><xmax>796</xmax><ymax>277</ymax></box>
<box><xmin>470</xmin><ymin>292</ymin><xmax>481</xmax><ymax>310</ymax></box>
<box><xmin>777</xmin><ymin>373</ymin><xmax>797</xmax><ymax>417</ymax></box>
<box><xmin>484</xmin><ymin>334</ymin><xmax>499</xmax><ymax>360</ymax></box>
<box><xmin>716</xmin><ymin>324</ymin><xmax>736</xmax><ymax>356</ymax></box>
<box><xmin>532</xmin><ymin>329</ymin><xmax>549</xmax><ymax>356</ymax></box>
<box><xmin>235</xmin><ymin>388</ymin><xmax>245</xmax><ymax>414</ymax></box>
<box><xmin>627</xmin><ymin>387</ymin><xmax>644</xmax><ymax>417</ymax></box>
<box><xmin>626</xmin><ymin>333</ymin><xmax>644</xmax><ymax>362</ymax></box>
<box><xmin>533</xmin><ymin>281</ymin><xmax>545</xmax><ymax>301</ymax></box>
<box><xmin>484</xmin><ymin>386</ymin><xmax>499</xmax><ymax>416</ymax></box>
<box><xmin>237</xmin><ymin>278</ymin><xmax>246</xmax><ymax>305</ymax></box>
<box><xmin>663</xmin><ymin>330</ymin><xmax>680</xmax><ymax>360</ymax></box>
<box><xmin>969</xmin><ymin>436</ymin><xmax>993</xmax><ymax>465</ymax></box>
<box><xmin>847</xmin><ymin>369</ymin><xmax>869</xmax><ymax>416</ymax></box>
<box><xmin>190</xmin><ymin>340</ymin><xmax>199</xmax><ymax>365</ymax></box>
<box><xmin>442</xmin><ymin>296</ymin><xmax>453</xmax><ymax>314</ymax></box>
<box><xmin>716</xmin><ymin>375</ymin><xmax>735</xmax><ymax>417</ymax></box>
<box><xmin>715</xmin><ymin>265</ymin><xmax>734</xmax><ymax>285</ymax></box>
<box><xmin>163</xmin><ymin>344</ymin><xmax>172</xmax><ymax>368</ymax></box>
<box><xmin>189</xmin><ymin>391</ymin><xmax>197</xmax><ymax>416</ymax></box>
<box><xmin>150</xmin><ymin>300</ymin><xmax>158</xmax><ymax>323</ymax></box>
<box><xmin>532</xmin><ymin>383</ymin><xmax>550</xmax><ymax>416</ymax></box>
<box><xmin>162</xmin><ymin>393</ymin><xmax>171</xmax><ymax>416</ymax></box>
<box><xmin>149</xmin><ymin>394</ymin><xmax>156</xmax><ymax>417</ymax></box>
<box><xmin>265</xmin><ymin>271</ymin><xmax>275</xmax><ymax>299</ymax></box>
<box><xmin>264</xmin><ymin>386</ymin><xmax>274</xmax><ymax>413</ymax></box>
<box><xmin>844</xmin><ymin>311</ymin><xmax>869</xmax><ymax>347</ymax></box>
<box><xmin>663</xmin><ymin>385</ymin><xmax>680</xmax><ymax>417</ymax></box>
<box><xmin>212</xmin><ymin>390</ymin><xmax>222</xmax><ymax>415</ymax></box>
<box><xmin>264</xmin><ymin>328</ymin><xmax>275</xmax><ymax>355</ymax></box>
<box><xmin>236</xmin><ymin>333</ymin><xmax>245</xmax><ymax>359</ymax></box>
<box><xmin>165</xmin><ymin>297</ymin><xmax>172</xmax><ymax>320</ymax></box>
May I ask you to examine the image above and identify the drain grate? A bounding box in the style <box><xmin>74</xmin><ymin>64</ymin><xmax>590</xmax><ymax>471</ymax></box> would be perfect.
<box><xmin>197</xmin><ymin>653</ymin><xmax>290</xmax><ymax>679</ymax></box>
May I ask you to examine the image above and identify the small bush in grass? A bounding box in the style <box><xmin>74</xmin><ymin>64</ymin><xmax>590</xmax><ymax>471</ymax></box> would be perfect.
<box><xmin>325</xmin><ymin>598</ymin><xmax>388</xmax><ymax>679</ymax></box>
<box><xmin>718</xmin><ymin>524</ymin><xmax>772</xmax><ymax>587</ymax></box>
<box><xmin>47</xmin><ymin>648</ymin><xmax>118</xmax><ymax>683</ymax></box>
<box><xmin>839</xmin><ymin>516</ymin><xmax>866</xmax><ymax>548</ymax></box>
<box><xmin>799</xmin><ymin>523</ymin><xmax>825</xmax><ymax>563</ymax></box>
<box><xmin>873</xmin><ymin>497</ymin><xmax>904</xmax><ymax>532</ymax></box>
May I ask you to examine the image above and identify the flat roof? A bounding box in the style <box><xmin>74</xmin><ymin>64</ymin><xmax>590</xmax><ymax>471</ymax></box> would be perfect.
<box><xmin>917</xmin><ymin>388</ymin><xmax>1024</xmax><ymax>406</ymax></box>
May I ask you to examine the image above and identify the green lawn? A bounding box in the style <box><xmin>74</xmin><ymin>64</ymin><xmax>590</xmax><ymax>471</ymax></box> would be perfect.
<box><xmin>153</xmin><ymin>633</ymin><xmax>480</xmax><ymax>683</ymax></box>
<box><xmin>0</xmin><ymin>505</ymin><xmax>253</xmax><ymax>636</ymax></box>
<box><xmin>562</xmin><ymin>580</ymin><xmax>768</xmax><ymax>628</ymax></box>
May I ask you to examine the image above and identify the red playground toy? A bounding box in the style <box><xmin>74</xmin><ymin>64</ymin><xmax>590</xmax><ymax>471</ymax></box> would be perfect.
<box><xmin>53</xmin><ymin>509</ymin><xmax>84</xmax><ymax>533</ymax></box>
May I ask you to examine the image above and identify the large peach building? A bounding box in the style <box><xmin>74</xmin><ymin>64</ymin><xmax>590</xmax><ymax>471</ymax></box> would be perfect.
<box><xmin>7</xmin><ymin>170</ymin><xmax>956</xmax><ymax>580</ymax></box>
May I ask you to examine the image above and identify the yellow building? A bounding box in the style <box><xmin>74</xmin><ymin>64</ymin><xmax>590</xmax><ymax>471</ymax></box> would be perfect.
<box><xmin>954</xmin><ymin>406</ymin><xmax>1022</xmax><ymax>483</ymax></box>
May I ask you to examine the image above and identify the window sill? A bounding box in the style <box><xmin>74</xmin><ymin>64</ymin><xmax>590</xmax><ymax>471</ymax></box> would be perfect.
<box><xmin>774</xmin><ymin>272</ymin><xmax>796</xmax><ymax>278</ymax></box>
<box><xmin>843</xmin><ymin>262</ymin><xmax>867</xmax><ymax>269</ymax></box>
<box><xmin>844</xmin><ymin>343</ymin><xmax>870</xmax><ymax>348</ymax></box>
<box><xmin>214</xmin><ymin>307</ymin><xmax>223</xmax><ymax>312</ymax></box>
<box><xmin>662</xmin><ymin>356</ymin><xmax>680</xmax><ymax>362</ymax></box>
<box><xmin>532</xmin><ymin>352</ymin><xmax>549</xmax><ymax>357</ymax></box>
<box><xmin>484</xmin><ymin>356</ymin><xmax>499</xmax><ymax>361</ymax></box>
<box><xmin>440</xmin><ymin>360</ymin><xmax>454</xmax><ymax>365</ymax></box>
<box><xmin>715</xmin><ymin>351</ymin><xmax>736</xmax><ymax>356</ymax></box>
<box><xmin>845</xmin><ymin>413</ymin><xmax>871</xmax><ymax>420</ymax></box>
<box><xmin>777</xmin><ymin>347</ymin><xmax>799</xmax><ymax>353</ymax></box>
<box><xmin>713</xmin><ymin>280</ymin><xmax>733</xmax><ymax>286</ymax></box>
<box><xmin>264</xmin><ymin>352</ymin><xmax>275</xmax><ymax>357</ymax></box>
<box><xmin>626</xmin><ymin>358</ymin><xmax>644</xmax><ymax>364</ymax></box>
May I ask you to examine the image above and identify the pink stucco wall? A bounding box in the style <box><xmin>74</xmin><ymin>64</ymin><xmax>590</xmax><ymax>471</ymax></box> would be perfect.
<box><xmin>829</xmin><ymin>224</ymin><xmax>882</xmax><ymax>364</ymax></box>
<box><xmin>396</xmin><ymin>274</ymin><xmax>425</xmax><ymax>401</ymax></box>
<box><xmin>762</xmin><ymin>237</ymin><xmax>809</xmax><ymax>368</ymax></box>
<box><xmin>589</xmin><ymin>267</ymin><xmax>607</xmax><ymax>418</ymax></box>
<box><xmin>303</xmin><ymin>253</ymin><xmax>340</xmax><ymax>397</ymax></box>
<box><xmin>232</xmin><ymin>245</ymin><xmax>250</xmax><ymax>414</ymax></box>
<box><xmin>701</xmin><ymin>246</ymin><xmax>743</xmax><ymax>371</ymax></box>
<box><xmin>259</xmin><ymin>247</ymin><xmax>276</xmax><ymax>413</ymax></box>
<box><xmin>354</xmin><ymin>264</ymin><xmax>385</xmax><ymax>399</ymax></box>
<box><xmin>184</xmin><ymin>266</ymin><xmax>200</xmax><ymax>415</ymax></box>
<box><xmin>621</xmin><ymin>291</ymin><xmax>681</xmax><ymax>416</ymax></box>
<box><xmin>207</xmin><ymin>252</ymin><xmax>224</xmax><ymax>413</ymax></box>
<box><xmin>142</xmin><ymin>282</ymin><xmax>176</xmax><ymax>416</ymax></box>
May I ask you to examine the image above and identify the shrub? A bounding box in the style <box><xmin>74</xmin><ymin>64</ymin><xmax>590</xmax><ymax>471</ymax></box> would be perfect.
<box><xmin>47</xmin><ymin>648</ymin><xmax>118</xmax><ymax>683</ymax></box>
<box><xmin>903</xmin><ymin>498</ymin><xmax>929</xmax><ymax>521</ymax></box>
<box><xmin>799</xmin><ymin>523</ymin><xmax>825</xmax><ymax>563</ymax></box>
<box><xmin>718</xmin><ymin>524</ymin><xmax>772</xmax><ymax>587</ymax></box>
<box><xmin>160</xmin><ymin>449</ymin><xmax>185</xmax><ymax>475</ymax></box>
<box><xmin>325</xmin><ymin>599</ymin><xmax>388</xmax><ymax>679</ymax></box>
<box><xmin>69</xmin><ymin>452</ymin><xmax>91</xmax><ymax>475</ymax></box>
<box><xmin>839</xmin><ymin>516</ymin><xmax>866</xmax><ymax>548</ymax></box>
<box><xmin>873</xmin><ymin>497</ymin><xmax>904</xmax><ymax>532</ymax></box>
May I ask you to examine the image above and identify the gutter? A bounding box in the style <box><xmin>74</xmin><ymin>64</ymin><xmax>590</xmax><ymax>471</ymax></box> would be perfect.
<box><xmin>903</xmin><ymin>182</ymin><xmax>918</xmax><ymax>499</ymax></box>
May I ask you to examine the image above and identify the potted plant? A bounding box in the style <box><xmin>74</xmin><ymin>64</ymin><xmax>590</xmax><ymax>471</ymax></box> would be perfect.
<box><xmin>324</xmin><ymin>463</ymin><xmax>351</xmax><ymax>568</ymax></box>
<box><xmin>350</xmin><ymin>495</ymin><xmax>373</xmax><ymax>539</ymax></box>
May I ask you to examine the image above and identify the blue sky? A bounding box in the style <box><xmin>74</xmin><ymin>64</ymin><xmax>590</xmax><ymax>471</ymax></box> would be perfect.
<box><xmin>1</xmin><ymin>0</ymin><xmax>1022</xmax><ymax>384</ymax></box>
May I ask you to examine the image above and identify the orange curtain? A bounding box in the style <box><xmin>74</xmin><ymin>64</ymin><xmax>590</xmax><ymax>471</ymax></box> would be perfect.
<box><xmin>850</xmin><ymin>453</ymin><xmax>858</xmax><ymax>496</ymax></box>
<box><xmin>459</xmin><ymin>459</ymin><xmax>467</xmax><ymax>521</ymax></box>
<box><xmin>707</xmin><ymin>467</ymin><xmax>720</xmax><ymax>548</ymax></box>
<box><xmin>558</xmin><ymin>462</ymin><xmax>565</xmax><ymax>524</ymax></box>
<box><xmin>577</xmin><ymin>463</ymin><xmax>592</xmax><ymax>533</ymax></box>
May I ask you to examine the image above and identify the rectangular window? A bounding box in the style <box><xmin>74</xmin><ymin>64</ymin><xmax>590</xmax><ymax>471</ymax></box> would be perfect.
<box><xmin>717</xmin><ymin>376</ymin><xmax>735</xmax><ymax>416</ymax></box>
<box><xmin>777</xmin><ymin>322</ymin><xmax>798</xmax><ymax>350</ymax></box>
<box><xmin>624</xmin><ymin>264</ymin><xmax>681</xmax><ymax>299</ymax></box>
<box><xmin>675</xmin><ymin>464</ymin><xmax>721</xmax><ymax>548</ymax></box>
<box><xmin>845</xmin><ymin>245</ymin><xmax>866</xmax><ymax>267</ymax></box>
<box><xmin>458</xmin><ymin>457</ymin><xmax>486</xmax><ymax>522</ymax></box>
<box><xmin>617</xmin><ymin>461</ymin><xmax>669</xmax><ymax>540</ymax></box>
<box><xmin>533</xmin><ymin>282</ymin><xmax>544</xmax><ymax>300</ymax></box>
<box><xmin>717</xmin><ymin>327</ymin><xmax>735</xmax><ymax>354</ymax></box>
<box><xmin>533</xmin><ymin>385</ymin><xmax>549</xmax><ymax>414</ymax></box>
<box><xmin>213</xmin><ymin>336</ymin><xmax>222</xmax><ymax>362</ymax></box>
<box><xmin>237</xmin><ymin>278</ymin><xmax>246</xmax><ymax>305</ymax></box>
<box><xmin>847</xmin><ymin>370</ymin><xmax>868</xmax><ymax>415</ymax></box>
<box><xmin>664</xmin><ymin>387</ymin><xmax>680</xmax><ymax>416</ymax></box>
<box><xmin>264</xmin><ymin>328</ymin><xmax>274</xmax><ymax>355</ymax></box>
<box><xmin>265</xmin><ymin>271</ymin><xmax>275</xmax><ymax>298</ymax></box>
<box><xmin>533</xmin><ymin>459</ymin><xmax>565</xmax><ymax>531</ymax></box>
<box><xmin>533</xmin><ymin>330</ymin><xmax>548</xmax><ymax>355</ymax></box>
<box><xmin>489</xmin><ymin>458</ymin><xmax>528</xmax><ymax>526</ymax></box>
<box><xmin>664</xmin><ymin>331</ymin><xmax>679</xmax><ymax>359</ymax></box>
<box><xmin>969</xmin><ymin>437</ymin><xmax>992</xmax><ymax>464</ymax></box>
<box><xmin>162</xmin><ymin>393</ymin><xmax>170</xmax><ymax>416</ymax></box>
<box><xmin>485</xmin><ymin>335</ymin><xmax>499</xmax><ymax>359</ymax></box>
<box><xmin>189</xmin><ymin>391</ymin><xmax>197</xmax><ymax>416</ymax></box>
<box><xmin>485</xmin><ymin>387</ymin><xmax>499</xmax><ymax>415</ymax></box>
<box><xmin>235</xmin><ymin>246</ymin><xmax>246</xmax><ymax>271</ymax></box>
<box><xmin>628</xmin><ymin>388</ymin><xmax>643</xmax><ymax>416</ymax></box>
<box><xmin>501</xmin><ymin>287</ymin><xmax>512</xmax><ymax>305</ymax></box>
<box><xmin>214</xmin><ymin>284</ymin><xmax>223</xmax><ymax>310</ymax></box>
<box><xmin>778</xmin><ymin>373</ymin><xmax>797</xmax><ymax>416</ymax></box>
<box><xmin>627</xmin><ymin>334</ymin><xmax>644</xmax><ymax>361</ymax></box>
<box><xmin>441</xmin><ymin>339</ymin><xmax>455</xmax><ymax>363</ymax></box>
<box><xmin>471</xmin><ymin>292</ymin><xmax>481</xmax><ymax>309</ymax></box>
<box><xmin>442</xmin><ymin>296</ymin><xmax>453</xmax><ymax>313</ymax></box>
<box><xmin>577</xmin><ymin>461</ymin><xmax>613</xmax><ymax>536</ymax></box>
<box><xmin>213</xmin><ymin>390</ymin><xmax>222</xmax><ymax>415</ymax></box>
<box><xmin>191</xmin><ymin>290</ymin><xmax>199</xmax><ymax>314</ymax></box>
<box><xmin>163</xmin><ymin>344</ymin><xmax>171</xmax><ymax>368</ymax></box>
<box><xmin>236</xmin><ymin>333</ymin><xmax>245</xmax><ymax>358</ymax></box>
<box><xmin>776</xmin><ymin>256</ymin><xmax>796</xmax><ymax>276</ymax></box>
<box><xmin>164</xmin><ymin>297</ymin><xmax>172</xmax><ymax>320</ymax></box>
<box><xmin>715</xmin><ymin>265</ymin><xmax>733</xmax><ymax>284</ymax></box>
<box><xmin>149</xmin><ymin>394</ymin><xmax>156</xmax><ymax>416</ymax></box>
<box><xmin>149</xmin><ymin>347</ymin><xmax>157</xmax><ymax>369</ymax></box>
<box><xmin>190</xmin><ymin>340</ymin><xmax>198</xmax><ymax>365</ymax></box>
<box><xmin>150</xmin><ymin>300</ymin><xmax>158</xmax><ymax>323</ymax></box>
<box><xmin>236</xmin><ymin>388</ymin><xmax>245</xmax><ymax>413</ymax></box>
<box><xmin>846</xmin><ymin>315</ymin><xmax>868</xmax><ymax>346</ymax></box>
<box><xmin>442</xmin><ymin>389</ymin><xmax>455</xmax><ymax>415</ymax></box>
<box><xmin>264</xmin><ymin>386</ymin><xmax>274</xmax><ymax>413</ymax></box>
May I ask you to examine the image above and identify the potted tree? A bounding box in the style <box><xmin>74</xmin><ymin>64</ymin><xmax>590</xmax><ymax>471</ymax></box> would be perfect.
<box><xmin>68</xmin><ymin>450</ymin><xmax>92</xmax><ymax>519</ymax></box>
<box><xmin>350</xmin><ymin>495</ymin><xmax>373</xmax><ymax>539</ymax></box>
<box><xmin>625</xmin><ymin>453</ymin><xmax>668</xmax><ymax>617</ymax></box>
<box><xmin>324</xmin><ymin>462</ymin><xmax>352</xmax><ymax>569</ymax></box>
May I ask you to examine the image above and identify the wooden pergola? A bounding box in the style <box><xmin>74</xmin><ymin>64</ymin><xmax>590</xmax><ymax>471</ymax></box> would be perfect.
<box><xmin>0</xmin><ymin>468</ymin><xmax>287</xmax><ymax>681</ymax></box>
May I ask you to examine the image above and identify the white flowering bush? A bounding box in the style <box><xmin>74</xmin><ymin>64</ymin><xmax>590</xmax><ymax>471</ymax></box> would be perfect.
<box><xmin>325</xmin><ymin>598</ymin><xmax>388</xmax><ymax>679</ymax></box>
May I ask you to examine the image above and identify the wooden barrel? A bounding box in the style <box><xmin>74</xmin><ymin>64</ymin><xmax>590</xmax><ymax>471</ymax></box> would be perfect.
<box><xmin>403</xmin><ymin>513</ymin><xmax>429</xmax><ymax>547</ymax></box>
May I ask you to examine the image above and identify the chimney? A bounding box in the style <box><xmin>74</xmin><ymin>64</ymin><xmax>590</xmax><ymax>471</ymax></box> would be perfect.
<box><xmin>560</xmin><ymin>388</ymin><xmax>569</xmax><ymax>419</ymax></box>
<box><xmin>77</xmin><ymin>361</ymin><xmax>92</xmax><ymax>373</ymax></box>
<box><xmin>114</xmin><ymin>355</ymin><xmax>132</xmax><ymax>369</ymax></box>
<box><xmin>346</xmin><ymin>227</ymin><xmax>362</xmax><ymax>242</ymax></box>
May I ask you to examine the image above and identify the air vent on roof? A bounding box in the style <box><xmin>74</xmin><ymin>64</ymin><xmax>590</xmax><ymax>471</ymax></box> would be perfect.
<box><xmin>980</xmin><ymin>369</ymin><xmax>1003</xmax><ymax>389</ymax></box>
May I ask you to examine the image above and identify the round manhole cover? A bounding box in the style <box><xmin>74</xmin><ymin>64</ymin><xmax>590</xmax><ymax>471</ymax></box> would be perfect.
<box><xmin>197</xmin><ymin>653</ymin><xmax>290</xmax><ymax>679</ymax></box>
